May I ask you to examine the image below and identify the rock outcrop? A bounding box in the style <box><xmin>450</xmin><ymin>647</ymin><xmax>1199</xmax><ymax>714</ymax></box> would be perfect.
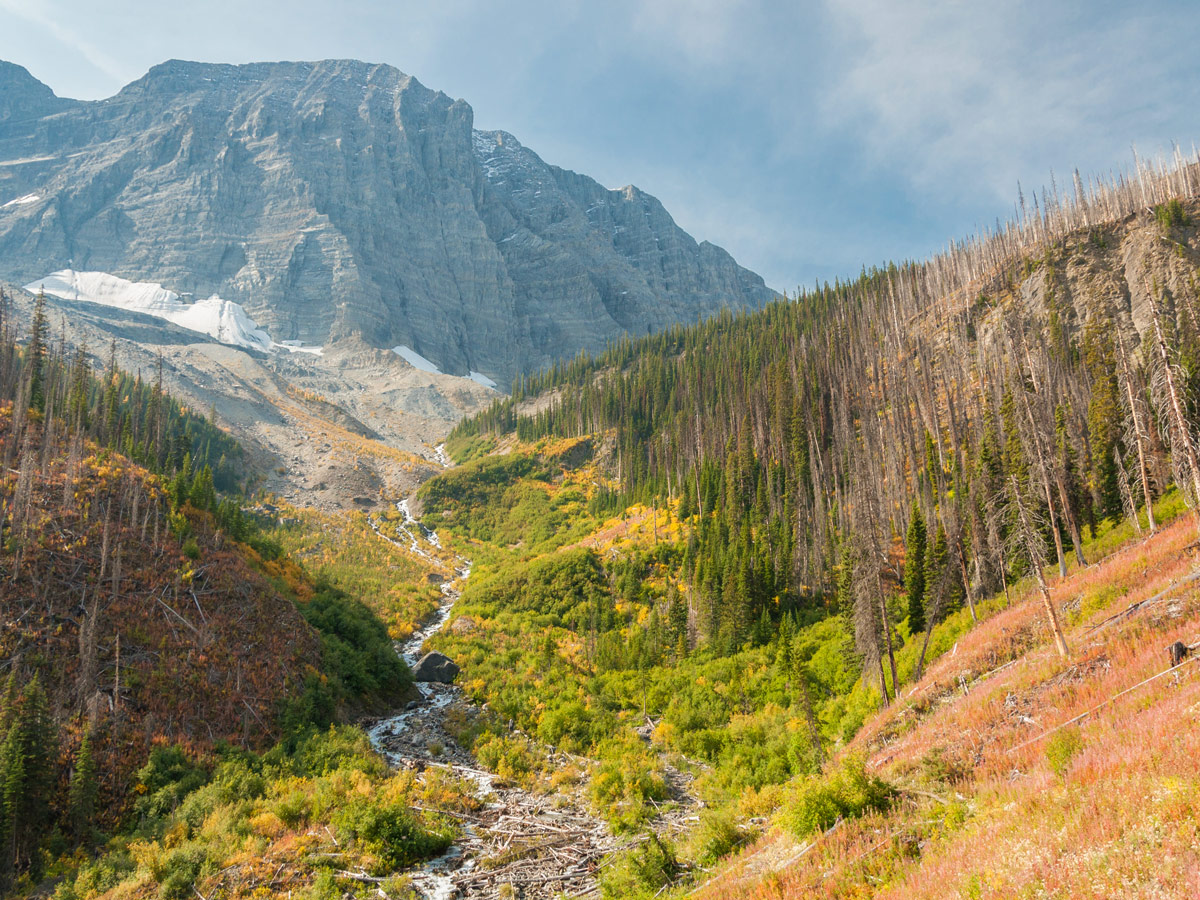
<box><xmin>412</xmin><ymin>651</ymin><xmax>459</xmax><ymax>683</ymax></box>
<box><xmin>0</xmin><ymin>59</ymin><xmax>776</xmax><ymax>386</ymax></box>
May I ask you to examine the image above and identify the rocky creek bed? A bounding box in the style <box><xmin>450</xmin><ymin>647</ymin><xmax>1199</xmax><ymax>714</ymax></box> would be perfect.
<box><xmin>366</xmin><ymin>488</ymin><xmax>621</xmax><ymax>900</ymax></box>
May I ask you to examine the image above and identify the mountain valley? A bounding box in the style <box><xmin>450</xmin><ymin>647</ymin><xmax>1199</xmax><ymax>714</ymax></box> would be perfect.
<box><xmin>1</xmin><ymin>48</ymin><xmax>1200</xmax><ymax>900</ymax></box>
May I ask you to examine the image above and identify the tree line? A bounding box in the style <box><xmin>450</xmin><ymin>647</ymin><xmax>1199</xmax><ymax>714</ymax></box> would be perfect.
<box><xmin>453</xmin><ymin>177</ymin><xmax>1200</xmax><ymax>703</ymax></box>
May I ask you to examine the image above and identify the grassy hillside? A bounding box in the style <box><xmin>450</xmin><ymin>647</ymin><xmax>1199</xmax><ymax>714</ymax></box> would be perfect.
<box><xmin>695</xmin><ymin>512</ymin><xmax>1200</xmax><ymax>899</ymax></box>
<box><xmin>410</xmin><ymin>429</ymin><xmax>1200</xmax><ymax>899</ymax></box>
<box><xmin>414</xmin><ymin>175</ymin><xmax>1200</xmax><ymax>897</ymax></box>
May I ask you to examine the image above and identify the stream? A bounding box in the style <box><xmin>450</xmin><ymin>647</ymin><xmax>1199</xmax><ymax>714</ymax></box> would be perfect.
<box><xmin>366</xmin><ymin>447</ymin><xmax>617</xmax><ymax>900</ymax></box>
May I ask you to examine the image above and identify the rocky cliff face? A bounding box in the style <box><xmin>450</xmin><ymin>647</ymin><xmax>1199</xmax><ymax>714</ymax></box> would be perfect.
<box><xmin>0</xmin><ymin>59</ymin><xmax>775</xmax><ymax>385</ymax></box>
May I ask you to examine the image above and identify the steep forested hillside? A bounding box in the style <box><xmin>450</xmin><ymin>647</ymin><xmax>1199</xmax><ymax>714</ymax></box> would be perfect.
<box><xmin>422</xmin><ymin>157</ymin><xmax>1200</xmax><ymax>897</ymax></box>
<box><xmin>452</xmin><ymin>167</ymin><xmax>1200</xmax><ymax>694</ymax></box>
<box><xmin>0</xmin><ymin>291</ymin><xmax>426</xmax><ymax>893</ymax></box>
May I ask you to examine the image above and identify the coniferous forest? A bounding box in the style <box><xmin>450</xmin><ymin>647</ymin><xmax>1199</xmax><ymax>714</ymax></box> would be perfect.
<box><xmin>450</xmin><ymin>171</ymin><xmax>1200</xmax><ymax>698</ymax></box>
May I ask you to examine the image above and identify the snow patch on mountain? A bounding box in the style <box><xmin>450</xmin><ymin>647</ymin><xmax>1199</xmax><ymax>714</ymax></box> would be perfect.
<box><xmin>392</xmin><ymin>345</ymin><xmax>442</xmax><ymax>374</ymax></box>
<box><xmin>2</xmin><ymin>193</ymin><xmax>40</xmax><ymax>208</ymax></box>
<box><xmin>274</xmin><ymin>340</ymin><xmax>324</xmax><ymax>356</ymax></box>
<box><xmin>22</xmin><ymin>269</ymin><xmax>297</xmax><ymax>354</ymax></box>
<box><xmin>468</xmin><ymin>371</ymin><xmax>497</xmax><ymax>389</ymax></box>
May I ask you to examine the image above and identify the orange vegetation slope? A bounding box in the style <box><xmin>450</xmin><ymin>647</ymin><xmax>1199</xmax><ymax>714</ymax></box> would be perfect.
<box><xmin>0</xmin><ymin>408</ymin><xmax>319</xmax><ymax>822</ymax></box>
<box><xmin>697</xmin><ymin>516</ymin><xmax>1200</xmax><ymax>899</ymax></box>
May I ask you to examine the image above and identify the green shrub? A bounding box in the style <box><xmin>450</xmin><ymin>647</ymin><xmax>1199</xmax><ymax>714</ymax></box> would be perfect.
<box><xmin>133</xmin><ymin>746</ymin><xmax>211</xmax><ymax>823</ymax></box>
<box><xmin>279</xmin><ymin>674</ymin><xmax>339</xmax><ymax>734</ymax></box>
<box><xmin>1045</xmin><ymin>726</ymin><xmax>1084</xmax><ymax>779</ymax></box>
<box><xmin>589</xmin><ymin>740</ymin><xmax>669</xmax><ymax>832</ymax></box>
<box><xmin>690</xmin><ymin>808</ymin><xmax>747</xmax><ymax>866</ymax></box>
<box><xmin>52</xmin><ymin>849</ymin><xmax>136</xmax><ymax>900</ymax></box>
<box><xmin>278</xmin><ymin>726</ymin><xmax>384</xmax><ymax>778</ymax></box>
<box><xmin>176</xmin><ymin>758</ymin><xmax>267</xmax><ymax>828</ymax></box>
<box><xmin>474</xmin><ymin>733</ymin><xmax>538</xmax><ymax>784</ymax></box>
<box><xmin>333</xmin><ymin>802</ymin><xmax>452</xmax><ymax>874</ymax></box>
<box><xmin>780</xmin><ymin>754</ymin><xmax>895</xmax><ymax>838</ymax></box>
<box><xmin>1155</xmin><ymin>198</ymin><xmax>1190</xmax><ymax>229</ymax></box>
<box><xmin>247</xmin><ymin>533</ymin><xmax>284</xmax><ymax>561</ymax></box>
<box><xmin>599</xmin><ymin>834</ymin><xmax>679</xmax><ymax>900</ymax></box>
<box><xmin>153</xmin><ymin>846</ymin><xmax>209</xmax><ymax>900</ymax></box>
<box><xmin>295</xmin><ymin>870</ymin><xmax>342</xmax><ymax>900</ymax></box>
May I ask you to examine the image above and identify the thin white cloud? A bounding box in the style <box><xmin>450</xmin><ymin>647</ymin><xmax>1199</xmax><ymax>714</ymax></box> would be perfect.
<box><xmin>820</xmin><ymin>0</ymin><xmax>1197</xmax><ymax>202</ymax></box>
<box><xmin>629</xmin><ymin>0</ymin><xmax>757</xmax><ymax>66</ymax></box>
<box><xmin>0</xmin><ymin>0</ymin><xmax>134</xmax><ymax>89</ymax></box>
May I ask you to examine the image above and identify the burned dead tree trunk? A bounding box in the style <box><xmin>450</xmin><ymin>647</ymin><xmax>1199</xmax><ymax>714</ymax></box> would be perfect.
<box><xmin>1009</xmin><ymin>475</ymin><xmax>1070</xmax><ymax>658</ymax></box>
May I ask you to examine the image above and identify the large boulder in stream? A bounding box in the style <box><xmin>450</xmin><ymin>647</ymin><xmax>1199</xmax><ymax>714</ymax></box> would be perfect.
<box><xmin>412</xmin><ymin>651</ymin><xmax>460</xmax><ymax>683</ymax></box>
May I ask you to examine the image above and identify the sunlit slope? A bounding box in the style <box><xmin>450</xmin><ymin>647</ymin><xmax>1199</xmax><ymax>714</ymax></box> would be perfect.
<box><xmin>695</xmin><ymin>511</ymin><xmax>1200</xmax><ymax>899</ymax></box>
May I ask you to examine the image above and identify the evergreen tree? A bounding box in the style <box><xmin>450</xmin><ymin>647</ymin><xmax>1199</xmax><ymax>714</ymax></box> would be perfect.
<box><xmin>189</xmin><ymin>464</ymin><xmax>216</xmax><ymax>512</ymax></box>
<box><xmin>667</xmin><ymin>584</ymin><xmax>688</xmax><ymax>654</ymax></box>
<box><xmin>0</xmin><ymin>677</ymin><xmax>56</xmax><ymax>883</ymax></box>
<box><xmin>68</xmin><ymin>731</ymin><xmax>98</xmax><ymax>842</ymax></box>
<box><xmin>0</xmin><ymin>724</ymin><xmax>26</xmax><ymax>886</ymax></box>
<box><xmin>923</xmin><ymin>521</ymin><xmax>951</xmax><ymax>622</ymax></box>
<box><xmin>904</xmin><ymin>503</ymin><xmax>927</xmax><ymax>634</ymax></box>
<box><xmin>27</xmin><ymin>290</ymin><xmax>48</xmax><ymax>412</ymax></box>
<box><xmin>1084</xmin><ymin>322</ymin><xmax>1123</xmax><ymax>520</ymax></box>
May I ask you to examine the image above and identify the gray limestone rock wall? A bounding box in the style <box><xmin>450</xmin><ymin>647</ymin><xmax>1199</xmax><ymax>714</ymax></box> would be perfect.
<box><xmin>0</xmin><ymin>59</ymin><xmax>776</xmax><ymax>386</ymax></box>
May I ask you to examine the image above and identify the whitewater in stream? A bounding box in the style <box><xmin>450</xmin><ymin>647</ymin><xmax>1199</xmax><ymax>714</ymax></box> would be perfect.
<box><xmin>366</xmin><ymin>489</ymin><xmax>484</xmax><ymax>900</ymax></box>
<box><xmin>365</xmin><ymin>446</ymin><xmax>626</xmax><ymax>899</ymax></box>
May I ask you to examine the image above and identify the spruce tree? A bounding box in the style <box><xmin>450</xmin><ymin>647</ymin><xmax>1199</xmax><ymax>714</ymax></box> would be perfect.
<box><xmin>68</xmin><ymin>731</ymin><xmax>99</xmax><ymax>842</ymax></box>
<box><xmin>923</xmin><ymin>522</ymin><xmax>950</xmax><ymax>622</ymax></box>
<box><xmin>667</xmin><ymin>585</ymin><xmax>688</xmax><ymax>654</ymax></box>
<box><xmin>0</xmin><ymin>723</ymin><xmax>26</xmax><ymax>886</ymax></box>
<box><xmin>27</xmin><ymin>290</ymin><xmax>48</xmax><ymax>413</ymax></box>
<box><xmin>0</xmin><ymin>677</ymin><xmax>56</xmax><ymax>882</ymax></box>
<box><xmin>905</xmin><ymin>503</ymin><xmax>927</xmax><ymax>634</ymax></box>
<box><xmin>1084</xmin><ymin>323</ymin><xmax>1123</xmax><ymax>519</ymax></box>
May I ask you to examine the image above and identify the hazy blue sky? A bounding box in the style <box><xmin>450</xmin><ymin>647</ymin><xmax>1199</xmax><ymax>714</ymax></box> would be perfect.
<box><xmin>2</xmin><ymin>0</ymin><xmax>1197</xmax><ymax>292</ymax></box>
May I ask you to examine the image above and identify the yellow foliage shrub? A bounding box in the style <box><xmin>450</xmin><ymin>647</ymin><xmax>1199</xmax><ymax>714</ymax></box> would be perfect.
<box><xmin>249</xmin><ymin>811</ymin><xmax>286</xmax><ymax>838</ymax></box>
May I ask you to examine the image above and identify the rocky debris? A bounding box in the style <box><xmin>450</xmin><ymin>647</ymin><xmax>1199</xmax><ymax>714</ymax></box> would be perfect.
<box><xmin>372</xmin><ymin>685</ymin><xmax>621</xmax><ymax>900</ymax></box>
<box><xmin>0</xmin><ymin>286</ymin><xmax>494</xmax><ymax>511</ymax></box>
<box><xmin>0</xmin><ymin>59</ymin><xmax>775</xmax><ymax>386</ymax></box>
<box><xmin>413</xmin><ymin>651</ymin><xmax>460</xmax><ymax>683</ymax></box>
<box><xmin>634</xmin><ymin>716</ymin><xmax>660</xmax><ymax>742</ymax></box>
<box><xmin>364</xmin><ymin>495</ymin><xmax>699</xmax><ymax>900</ymax></box>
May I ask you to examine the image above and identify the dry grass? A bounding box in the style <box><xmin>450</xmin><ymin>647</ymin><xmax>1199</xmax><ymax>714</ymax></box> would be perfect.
<box><xmin>696</xmin><ymin>515</ymin><xmax>1200</xmax><ymax>899</ymax></box>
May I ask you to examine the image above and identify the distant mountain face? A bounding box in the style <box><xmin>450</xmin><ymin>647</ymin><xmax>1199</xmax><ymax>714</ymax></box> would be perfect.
<box><xmin>0</xmin><ymin>58</ymin><xmax>775</xmax><ymax>385</ymax></box>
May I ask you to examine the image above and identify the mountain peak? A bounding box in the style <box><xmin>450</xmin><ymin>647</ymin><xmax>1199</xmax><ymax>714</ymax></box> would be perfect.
<box><xmin>0</xmin><ymin>56</ymin><xmax>774</xmax><ymax>383</ymax></box>
<box><xmin>0</xmin><ymin>60</ymin><xmax>72</xmax><ymax>123</ymax></box>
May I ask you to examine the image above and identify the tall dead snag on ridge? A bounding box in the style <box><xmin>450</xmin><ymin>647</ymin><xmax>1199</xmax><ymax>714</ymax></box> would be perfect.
<box><xmin>1115</xmin><ymin>327</ymin><xmax>1157</xmax><ymax>533</ymax></box>
<box><xmin>1148</xmin><ymin>293</ymin><xmax>1200</xmax><ymax>537</ymax></box>
<box><xmin>1007</xmin><ymin>475</ymin><xmax>1070</xmax><ymax>658</ymax></box>
<box><xmin>844</xmin><ymin>531</ymin><xmax>890</xmax><ymax>707</ymax></box>
<box><xmin>1113</xmin><ymin>447</ymin><xmax>1142</xmax><ymax>536</ymax></box>
<box><xmin>1005</xmin><ymin>322</ymin><xmax>1072</xmax><ymax>578</ymax></box>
